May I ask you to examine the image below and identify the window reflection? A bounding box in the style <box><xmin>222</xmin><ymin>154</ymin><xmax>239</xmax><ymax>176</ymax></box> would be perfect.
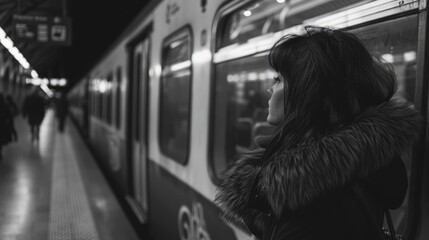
<box><xmin>351</xmin><ymin>15</ymin><xmax>418</xmax><ymax>233</ymax></box>
<box><xmin>160</xmin><ymin>32</ymin><xmax>192</xmax><ymax>164</ymax></box>
<box><xmin>213</xmin><ymin>54</ymin><xmax>275</xmax><ymax>175</ymax></box>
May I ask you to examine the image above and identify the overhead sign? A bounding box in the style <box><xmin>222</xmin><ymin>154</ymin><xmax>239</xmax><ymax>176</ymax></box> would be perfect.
<box><xmin>12</xmin><ymin>14</ymin><xmax>72</xmax><ymax>45</ymax></box>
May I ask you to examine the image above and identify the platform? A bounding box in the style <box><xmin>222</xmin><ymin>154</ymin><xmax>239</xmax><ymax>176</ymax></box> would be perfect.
<box><xmin>0</xmin><ymin>108</ymin><xmax>140</xmax><ymax>240</ymax></box>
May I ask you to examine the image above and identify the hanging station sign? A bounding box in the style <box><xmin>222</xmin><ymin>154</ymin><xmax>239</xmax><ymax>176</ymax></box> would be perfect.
<box><xmin>12</xmin><ymin>14</ymin><xmax>72</xmax><ymax>45</ymax></box>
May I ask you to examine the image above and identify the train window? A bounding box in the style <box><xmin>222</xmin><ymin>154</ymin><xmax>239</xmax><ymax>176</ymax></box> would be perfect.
<box><xmin>115</xmin><ymin>67</ymin><xmax>122</xmax><ymax>129</ymax></box>
<box><xmin>159</xmin><ymin>28</ymin><xmax>192</xmax><ymax>164</ymax></box>
<box><xmin>212</xmin><ymin>53</ymin><xmax>275</xmax><ymax>175</ymax></box>
<box><xmin>216</xmin><ymin>0</ymin><xmax>365</xmax><ymax>50</ymax></box>
<box><xmin>350</xmin><ymin>14</ymin><xmax>419</xmax><ymax>235</ymax></box>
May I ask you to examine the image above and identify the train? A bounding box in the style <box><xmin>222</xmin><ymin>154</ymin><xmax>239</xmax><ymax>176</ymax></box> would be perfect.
<box><xmin>67</xmin><ymin>0</ymin><xmax>429</xmax><ymax>239</ymax></box>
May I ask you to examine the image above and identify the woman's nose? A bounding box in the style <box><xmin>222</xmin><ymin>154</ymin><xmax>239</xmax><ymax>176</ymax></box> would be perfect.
<box><xmin>267</xmin><ymin>87</ymin><xmax>273</xmax><ymax>95</ymax></box>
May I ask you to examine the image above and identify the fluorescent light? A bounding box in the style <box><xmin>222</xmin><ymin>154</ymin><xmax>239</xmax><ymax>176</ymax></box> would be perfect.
<box><xmin>0</xmin><ymin>27</ymin><xmax>34</xmax><ymax>70</ymax></box>
<box><xmin>192</xmin><ymin>49</ymin><xmax>212</xmax><ymax>64</ymax></box>
<box><xmin>170</xmin><ymin>60</ymin><xmax>191</xmax><ymax>72</ymax></box>
<box><xmin>1</xmin><ymin>37</ymin><xmax>13</xmax><ymax>49</ymax></box>
<box><xmin>382</xmin><ymin>54</ymin><xmax>394</xmax><ymax>63</ymax></box>
<box><xmin>15</xmin><ymin>52</ymin><xmax>24</xmax><ymax>60</ymax></box>
<box><xmin>50</xmin><ymin>78</ymin><xmax>58</xmax><ymax>86</ymax></box>
<box><xmin>42</xmin><ymin>78</ymin><xmax>49</xmax><ymax>85</ymax></box>
<box><xmin>20</xmin><ymin>61</ymin><xmax>30</xmax><ymax>69</ymax></box>
<box><xmin>9</xmin><ymin>47</ymin><xmax>19</xmax><ymax>56</ymax></box>
<box><xmin>404</xmin><ymin>51</ymin><xmax>416</xmax><ymax>62</ymax></box>
<box><xmin>0</xmin><ymin>27</ymin><xmax>6</xmax><ymax>39</ymax></box>
<box><xmin>32</xmin><ymin>78</ymin><xmax>42</xmax><ymax>85</ymax></box>
<box><xmin>98</xmin><ymin>81</ymin><xmax>108</xmax><ymax>93</ymax></box>
<box><xmin>58</xmin><ymin>78</ymin><xmax>67</xmax><ymax>86</ymax></box>
<box><xmin>40</xmin><ymin>84</ymin><xmax>53</xmax><ymax>97</ymax></box>
<box><xmin>31</xmin><ymin>70</ymin><xmax>39</xmax><ymax>78</ymax></box>
<box><xmin>170</xmin><ymin>41</ymin><xmax>182</xmax><ymax>49</ymax></box>
<box><xmin>248</xmin><ymin>72</ymin><xmax>258</xmax><ymax>81</ymax></box>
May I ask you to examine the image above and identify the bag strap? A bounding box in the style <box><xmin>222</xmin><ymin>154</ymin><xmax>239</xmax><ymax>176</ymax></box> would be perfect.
<box><xmin>352</xmin><ymin>184</ymin><xmax>387</xmax><ymax>240</ymax></box>
<box><xmin>385</xmin><ymin>210</ymin><xmax>397</xmax><ymax>237</ymax></box>
<box><xmin>353</xmin><ymin>184</ymin><xmax>400</xmax><ymax>239</ymax></box>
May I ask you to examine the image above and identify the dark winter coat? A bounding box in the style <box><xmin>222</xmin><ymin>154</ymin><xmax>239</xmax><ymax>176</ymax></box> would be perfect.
<box><xmin>55</xmin><ymin>96</ymin><xmax>69</xmax><ymax>119</ymax></box>
<box><xmin>215</xmin><ymin>98</ymin><xmax>422</xmax><ymax>240</ymax></box>
<box><xmin>0</xmin><ymin>100</ymin><xmax>14</xmax><ymax>145</ymax></box>
<box><xmin>22</xmin><ymin>93</ymin><xmax>46</xmax><ymax>125</ymax></box>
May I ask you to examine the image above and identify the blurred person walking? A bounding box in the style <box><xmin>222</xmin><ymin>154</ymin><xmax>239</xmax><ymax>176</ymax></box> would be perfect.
<box><xmin>0</xmin><ymin>93</ymin><xmax>15</xmax><ymax>160</ymax></box>
<box><xmin>22</xmin><ymin>87</ymin><xmax>46</xmax><ymax>142</ymax></box>
<box><xmin>5</xmin><ymin>94</ymin><xmax>18</xmax><ymax>141</ymax></box>
<box><xmin>55</xmin><ymin>94</ymin><xmax>69</xmax><ymax>132</ymax></box>
<box><xmin>5</xmin><ymin>95</ymin><xmax>18</xmax><ymax>117</ymax></box>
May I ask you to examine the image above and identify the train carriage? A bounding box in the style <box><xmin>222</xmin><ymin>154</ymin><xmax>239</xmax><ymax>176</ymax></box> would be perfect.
<box><xmin>68</xmin><ymin>0</ymin><xmax>429</xmax><ymax>239</ymax></box>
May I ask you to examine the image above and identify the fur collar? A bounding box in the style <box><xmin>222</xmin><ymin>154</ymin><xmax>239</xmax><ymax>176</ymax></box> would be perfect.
<box><xmin>215</xmin><ymin>98</ymin><xmax>422</xmax><ymax>226</ymax></box>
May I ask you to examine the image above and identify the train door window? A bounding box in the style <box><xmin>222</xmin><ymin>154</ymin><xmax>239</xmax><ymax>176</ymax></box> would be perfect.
<box><xmin>116</xmin><ymin>67</ymin><xmax>122</xmax><ymax>129</ymax></box>
<box><xmin>350</xmin><ymin>14</ymin><xmax>419</xmax><ymax>235</ymax></box>
<box><xmin>212</xmin><ymin>54</ymin><xmax>274</xmax><ymax>176</ymax></box>
<box><xmin>134</xmin><ymin>53</ymin><xmax>142</xmax><ymax>141</ymax></box>
<box><xmin>159</xmin><ymin>28</ymin><xmax>192</xmax><ymax>164</ymax></box>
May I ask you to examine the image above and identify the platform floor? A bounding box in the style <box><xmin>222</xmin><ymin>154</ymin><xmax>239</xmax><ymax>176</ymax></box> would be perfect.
<box><xmin>0</xmin><ymin>109</ymin><xmax>140</xmax><ymax>240</ymax></box>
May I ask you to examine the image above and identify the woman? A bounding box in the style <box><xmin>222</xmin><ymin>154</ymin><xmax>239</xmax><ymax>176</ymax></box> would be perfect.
<box><xmin>22</xmin><ymin>87</ymin><xmax>46</xmax><ymax>141</ymax></box>
<box><xmin>215</xmin><ymin>26</ymin><xmax>422</xmax><ymax>240</ymax></box>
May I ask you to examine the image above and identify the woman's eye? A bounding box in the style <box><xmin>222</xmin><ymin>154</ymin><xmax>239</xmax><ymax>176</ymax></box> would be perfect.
<box><xmin>274</xmin><ymin>77</ymin><xmax>281</xmax><ymax>83</ymax></box>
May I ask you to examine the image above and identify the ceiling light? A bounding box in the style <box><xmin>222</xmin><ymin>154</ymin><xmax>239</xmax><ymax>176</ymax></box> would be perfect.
<box><xmin>31</xmin><ymin>70</ymin><xmax>39</xmax><ymax>78</ymax></box>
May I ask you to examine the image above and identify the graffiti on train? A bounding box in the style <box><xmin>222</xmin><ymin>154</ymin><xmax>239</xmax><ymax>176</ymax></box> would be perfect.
<box><xmin>166</xmin><ymin>1</ymin><xmax>180</xmax><ymax>23</ymax></box>
<box><xmin>178</xmin><ymin>202</ymin><xmax>212</xmax><ymax>240</ymax></box>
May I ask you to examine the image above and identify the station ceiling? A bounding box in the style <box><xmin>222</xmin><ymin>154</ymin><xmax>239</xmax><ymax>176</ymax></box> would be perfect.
<box><xmin>0</xmin><ymin>0</ymin><xmax>149</xmax><ymax>89</ymax></box>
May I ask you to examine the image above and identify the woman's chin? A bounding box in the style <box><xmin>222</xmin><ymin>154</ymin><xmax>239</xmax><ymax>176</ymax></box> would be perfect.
<box><xmin>266</xmin><ymin>117</ymin><xmax>276</xmax><ymax>126</ymax></box>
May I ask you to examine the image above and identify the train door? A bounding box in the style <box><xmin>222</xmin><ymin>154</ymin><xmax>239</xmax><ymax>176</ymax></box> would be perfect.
<box><xmin>127</xmin><ymin>36</ymin><xmax>150</xmax><ymax>222</ymax></box>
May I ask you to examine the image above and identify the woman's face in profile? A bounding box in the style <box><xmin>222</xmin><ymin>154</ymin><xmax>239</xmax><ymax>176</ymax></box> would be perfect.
<box><xmin>267</xmin><ymin>74</ymin><xmax>285</xmax><ymax>125</ymax></box>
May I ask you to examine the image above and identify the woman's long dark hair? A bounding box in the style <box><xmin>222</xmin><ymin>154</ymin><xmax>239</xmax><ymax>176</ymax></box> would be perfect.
<box><xmin>262</xmin><ymin>26</ymin><xmax>397</xmax><ymax>159</ymax></box>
